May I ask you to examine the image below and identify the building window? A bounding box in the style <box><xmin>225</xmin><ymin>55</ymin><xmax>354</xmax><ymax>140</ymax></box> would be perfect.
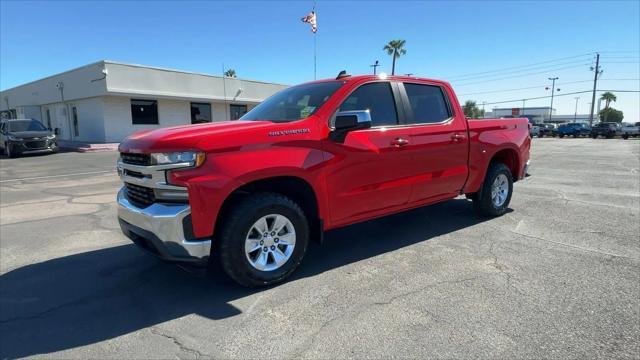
<box><xmin>46</xmin><ymin>109</ymin><xmax>51</xmax><ymax>129</ymax></box>
<box><xmin>131</xmin><ymin>99</ymin><xmax>159</xmax><ymax>125</ymax></box>
<box><xmin>191</xmin><ymin>102</ymin><xmax>212</xmax><ymax>124</ymax></box>
<box><xmin>72</xmin><ymin>106</ymin><xmax>79</xmax><ymax>137</ymax></box>
<box><xmin>230</xmin><ymin>104</ymin><xmax>248</xmax><ymax>120</ymax></box>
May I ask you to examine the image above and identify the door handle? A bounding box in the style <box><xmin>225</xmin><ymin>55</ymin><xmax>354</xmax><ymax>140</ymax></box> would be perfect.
<box><xmin>451</xmin><ymin>133</ymin><xmax>466</xmax><ymax>142</ymax></box>
<box><xmin>391</xmin><ymin>137</ymin><xmax>409</xmax><ymax>147</ymax></box>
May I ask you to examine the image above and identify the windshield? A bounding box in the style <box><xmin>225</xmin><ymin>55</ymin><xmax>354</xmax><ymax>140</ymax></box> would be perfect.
<box><xmin>240</xmin><ymin>81</ymin><xmax>344</xmax><ymax>122</ymax></box>
<box><xmin>8</xmin><ymin>119</ymin><xmax>47</xmax><ymax>132</ymax></box>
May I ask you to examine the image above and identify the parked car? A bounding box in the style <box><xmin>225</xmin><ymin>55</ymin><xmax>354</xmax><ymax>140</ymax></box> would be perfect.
<box><xmin>621</xmin><ymin>122</ymin><xmax>640</xmax><ymax>139</ymax></box>
<box><xmin>116</xmin><ymin>73</ymin><xmax>531</xmax><ymax>287</ymax></box>
<box><xmin>557</xmin><ymin>123</ymin><xmax>591</xmax><ymax>138</ymax></box>
<box><xmin>591</xmin><ymin>122</ymin><xmax>622</xmax><ymax>139</ymax></box>
<box><xmin>538</xmin><ymin>123</ymin><xmax>557</xmax><ymax>137</ymax></box>
<box><xmin>530</xmin><ymin>123</ymin><xmax>540</xmax><ymax>138</ymax></box>
<box><xmin>0</xmin><ymin>118</ymin><xmax>58</xmax><ymax>158</ymax></box>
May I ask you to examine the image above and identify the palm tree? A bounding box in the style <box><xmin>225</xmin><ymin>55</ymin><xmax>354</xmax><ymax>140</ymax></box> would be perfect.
<box><xmin>383</xmin><ymin>40</ymin><xmax>407</xmax><ymax>75</ymax></box>
<box><xmin>224</xmin><ymin>69</ymin><xmax>237</xmax><ymax>78</ymax></box>
<box><xmin>600</xmin><ymin>92</ymin><xmax>617</xmax><ymax>109</ymax></box>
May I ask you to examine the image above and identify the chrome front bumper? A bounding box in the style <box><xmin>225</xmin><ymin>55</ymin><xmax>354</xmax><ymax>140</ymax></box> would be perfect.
<box><xmin>117</xmin><ymin>188</ymin><xmax>211</xmax><ymax>262</ymax></box>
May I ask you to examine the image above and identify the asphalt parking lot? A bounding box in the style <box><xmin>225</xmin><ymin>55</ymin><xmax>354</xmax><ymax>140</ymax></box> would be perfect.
<box><xmin>1</xmin><ymin>138</ymin><xmax>639</xmax><ymax>359</ymax></box>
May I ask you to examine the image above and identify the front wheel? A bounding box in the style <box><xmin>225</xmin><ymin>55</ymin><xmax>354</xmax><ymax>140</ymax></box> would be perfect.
<box><xmin>216</xmin><ymin>192</ymin><xmax>309</xmax><ymax>287</ymax></box>
<box><xmin>473</xmin><ymin>162</ymin><xmax>513</xmax><ymax>217</ymax></box>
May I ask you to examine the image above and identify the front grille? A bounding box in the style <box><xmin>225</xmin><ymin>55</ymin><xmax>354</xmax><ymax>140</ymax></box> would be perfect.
<box><xmin>125</xmin><ymin>182</ymin><xmax>155</xmax><ymax>208</ymax></box>
<box><xmin>121</xmin><ymin>152</ymin><xmax>151</xmax><ymax>166</ymax></box>
<box><xmin>24</xmin><ymin>141</ymin><xmax>47</xmax><ymax>149</ymax></box>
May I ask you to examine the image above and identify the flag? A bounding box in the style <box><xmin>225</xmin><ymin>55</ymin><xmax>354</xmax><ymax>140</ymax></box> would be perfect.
<box><xmin>301</xmin><ymin>11</ymin><xmax>317</xmax><ymax>33</ymax></box>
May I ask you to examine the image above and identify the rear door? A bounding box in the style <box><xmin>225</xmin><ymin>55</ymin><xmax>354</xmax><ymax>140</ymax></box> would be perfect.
<box><xmin>324</xmin><ymin>81</ymin><xmax>414</xmax><ymax>225</ymax></box>
<box><xmin>398</xmin><ymin>82</ymin><xmax>469</xmax><ymax>203</ymax></box>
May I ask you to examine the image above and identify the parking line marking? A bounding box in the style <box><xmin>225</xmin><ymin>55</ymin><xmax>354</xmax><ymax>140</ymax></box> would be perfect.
<box><xmin>0</xmin><ymin>170</ymin><xmax>116</xmax><ymax>183</ymax></box>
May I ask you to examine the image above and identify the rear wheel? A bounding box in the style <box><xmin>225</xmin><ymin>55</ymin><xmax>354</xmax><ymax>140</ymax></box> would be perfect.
<box><xmin>473</xmin><ymin>162</ymin><xmax>513</xmax><ymax>217</ymax></box>
<box><xmin>559</xmin><ymin>134</ymin><xmax>565</xmax><ymax>138</ymax></box>
<box><xmin>216</xmin><ymin>192</ymin><xmax>309</xmax><ymax>287</ymax></box>
<box><xmin>622</xmin><ymin>134</ymin><xmax>629</xmax><ymax>140</ymax></box>
<box><xmin>591</xmin><ymin>134</ymin><xmax>598</xmax><ymax>139</ymax></box>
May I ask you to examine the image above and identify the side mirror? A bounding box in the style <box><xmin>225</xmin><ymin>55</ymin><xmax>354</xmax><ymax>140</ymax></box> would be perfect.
<box><xmin>330</xmin><ymin>110</ymin><xmax>372</xmax><ymax>142</ymax></box>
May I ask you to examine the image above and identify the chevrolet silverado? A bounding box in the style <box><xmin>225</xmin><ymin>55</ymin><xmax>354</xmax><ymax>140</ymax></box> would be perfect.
<box><xmin>117</xmin><ymin>73</ymin><xmax>531</xmax><ymax>287</ymax></box>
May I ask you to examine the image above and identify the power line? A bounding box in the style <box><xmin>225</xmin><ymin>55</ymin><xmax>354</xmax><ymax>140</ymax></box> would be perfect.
<box><xmin>450</xmin><ymin>59</ymin><xmax>591</xmax><ymax>82</ymax></box>
<box><xmin>457</xmin><ymin>79</ymin><xmax>640</xmax><ymax>96</ymax></box>
<box><xmin>444</xmin><ymin>52</ymin><xmax>594</xmax><ymax>80</ymax></box>
<box><xmin>453</xmin><ymin>64</ymin><xmax>590</xmax><ymax>86</ymax></box>
<box><xmin>482</xmin><ymin>89</ymin><xmax>639</xmax><ymax>106</ymax></box>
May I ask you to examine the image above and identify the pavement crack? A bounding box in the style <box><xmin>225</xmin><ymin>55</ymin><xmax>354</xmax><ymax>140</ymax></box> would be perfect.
<box><xmin>149</xmin><ymin>327</ymin><xmax>210</xmax><ymax>359</ymax></box>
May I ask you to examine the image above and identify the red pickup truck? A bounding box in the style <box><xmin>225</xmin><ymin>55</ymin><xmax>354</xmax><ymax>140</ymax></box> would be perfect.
<box><xmin>117</xmin><ymin>74</ymin><xmax>531</xmax><ymax>287</ymax></box>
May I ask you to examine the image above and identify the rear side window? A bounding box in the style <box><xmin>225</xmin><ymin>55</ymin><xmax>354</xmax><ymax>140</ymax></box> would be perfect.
<box><xmin>404</xmin><ymin>83</ymin><xmax>451</xmax><ymax>124</ymax></box>
<box><xmin>338</xmin><ymin>82</ymin><xmax>398</xmax><ymax>127</ymax></box>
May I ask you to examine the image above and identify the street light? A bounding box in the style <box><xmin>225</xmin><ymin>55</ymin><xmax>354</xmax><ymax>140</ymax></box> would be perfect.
<box><xmin>574</xmin><ymin>97</ymin><xmax>580</xmax><ymax>123</ymax></box>
<box><xmin>547</xmin><ymin>77</ymin><xmax>559</xmax><ymax>123</ymax></box>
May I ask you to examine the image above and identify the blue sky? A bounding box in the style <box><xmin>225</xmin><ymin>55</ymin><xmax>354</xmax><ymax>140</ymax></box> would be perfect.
<box><xmin>1</xmin><ymin>0</ymin><xmax>639</xmax><ymax>120</ymax></box>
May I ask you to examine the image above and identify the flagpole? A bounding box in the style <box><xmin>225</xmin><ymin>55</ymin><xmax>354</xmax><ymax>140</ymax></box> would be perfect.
<box><xmin>313</xmin><ymin>0</ymin><xmax>317</xmax><ymax>80</ymax></box>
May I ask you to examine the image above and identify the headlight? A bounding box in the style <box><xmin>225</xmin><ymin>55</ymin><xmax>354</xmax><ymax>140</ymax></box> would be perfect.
<box><xmin>150</xmin><ymin>151</ymin><xmax>206</xmax><ymax>167</ymax></box>
<box><xmin>47</xmin><ymin>134</ymin><xmax>56</xmax><ymax>140</ymax></box>
<box><xmin>7</xmin><ymin>135</ymin><xmax>21</xmax><ymax>141</ymax></box>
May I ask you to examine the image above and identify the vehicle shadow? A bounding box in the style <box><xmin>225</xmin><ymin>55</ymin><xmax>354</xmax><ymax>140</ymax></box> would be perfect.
<box><xmin>0</xmin><ymin>198</ymin><xmax>492</xmax><ymax>358</ymax></box>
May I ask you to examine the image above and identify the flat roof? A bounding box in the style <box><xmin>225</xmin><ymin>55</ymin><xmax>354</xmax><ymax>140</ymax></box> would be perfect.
<box><xmin>1</xmin><ymin>60</ymin><xmax>287</xmax><ymax>92</ymax></box>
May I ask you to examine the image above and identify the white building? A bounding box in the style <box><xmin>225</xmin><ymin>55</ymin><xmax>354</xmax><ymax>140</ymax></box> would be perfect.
<box><xmin>0</xmin><ymin>61</ymin><xmax>287</xmax><ymax>143</ymax></box>
<box><xmin>486</xmin><ymin>106</ymin><xmax>594</xmax><ymax>124</ymax></box>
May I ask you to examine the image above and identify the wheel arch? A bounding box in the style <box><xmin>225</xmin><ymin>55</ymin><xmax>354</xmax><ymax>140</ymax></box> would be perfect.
<box><xmin>213</xmin><ymin>175</ymin><xmax>324</xmax><ymax>244</ymax></box>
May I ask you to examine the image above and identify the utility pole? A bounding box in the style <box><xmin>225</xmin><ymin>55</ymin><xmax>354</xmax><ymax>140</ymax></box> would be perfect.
<box><xmin>588</xmin><ymin>53</ymin><xmax>601</xmax><ymax>126</ymax></box>
<box><xmin>370</xmin><ymin>60</ymin><xmax>380</xmax><ymax>75</ymax></box>
<box><xmin>574</xmin><ymin>97</ymin><xmax>580</xmax><ymax>122</ymax></box>
<box><xmin>548</xmin><ymin>77</ymin><xmax>558</xmax><ymax>123</ymax></box>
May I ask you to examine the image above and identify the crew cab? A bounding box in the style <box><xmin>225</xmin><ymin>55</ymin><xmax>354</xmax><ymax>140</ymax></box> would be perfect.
<box><xmin>558</xmin><ymin>123</ymin><xmax>591</xmax><ymax>138</ymax></box>
<box><xmin>591</xmin><ymin>122</ymin><xmax>622</xmax><ymax>139</ymax></box>
<box><xmin>117</xmin><ymin>74</ymin><xmax>531</xmax><ymax>287</ymax></box>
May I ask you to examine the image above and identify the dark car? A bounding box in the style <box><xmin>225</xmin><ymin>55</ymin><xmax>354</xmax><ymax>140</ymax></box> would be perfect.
<box><xmin>591</xmin><ymin>122</ymin><xmax>622</xmax><ymax>139</ymax></box>
<box><xmin>557</xmin><ymin>123</ymin><xmax>591</xmax><ymax>138</ymax></box>
<box><xmin>0</xmin><ymin>119</ymin><xmax>58</xmax><ymax>158</ymax></box>
<box><xmin>538</xmin><ymin>123</ymin><xmax>558</xmax><ymax>137</ymax></box>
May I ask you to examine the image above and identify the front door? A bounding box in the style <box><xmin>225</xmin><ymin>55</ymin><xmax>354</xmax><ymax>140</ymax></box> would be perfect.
<box><xmin>324</xmin><ymin>81</ymin><xmax>414</xmax><ymax>225</ymax></box>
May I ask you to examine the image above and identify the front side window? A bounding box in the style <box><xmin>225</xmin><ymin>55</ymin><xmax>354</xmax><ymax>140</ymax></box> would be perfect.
<box><xmin>338</xmin><ymin>82</ymin><xmax>398</xmax><ymax>127</ymax></box>
<box><xmin>131</xmin><ymin>99</ymin><xmax>158</xmax><ymax>125</ymax></box>
<box><xmin>191</xmin><ymin>103</ymin><xmax>211</xmax><ymax>124</ymax></box>
<box><xmin>404</xmin><ymin>83</ymin><xmax>451</xmax><ymax>124</ymax></box>
<box><xmin>241</xmin><ymin>81</ymin><xmax>344</xmax><ymax>122</ymax></box>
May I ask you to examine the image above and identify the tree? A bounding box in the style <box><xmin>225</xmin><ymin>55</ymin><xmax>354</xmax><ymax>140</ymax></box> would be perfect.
<box><xmin>224</xmin><ymin>69</ymin><xmax>237</xmax><ymax>78</ymax></box>
<box><xmin>462</xmin><ymin>100</ymin><xmax>485</xmax><ymax>118</ymax></box>
<box><xmin>383</xmin><ymin>40</ymin><xmax>407</xmax><ymax>75</ymax></box>
<box><xmin>598</xmin><ymin>107</ymin><xmax>624</xmax><ymax>122</ymax></box>
<box><xmin>600</xmin><ymin>92</ymin><xmax>617</xmax><ymax>109</ymax></box>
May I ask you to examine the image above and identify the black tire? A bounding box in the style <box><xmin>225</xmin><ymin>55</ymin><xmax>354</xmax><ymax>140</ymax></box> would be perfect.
<box><xmin>572</xmin><ymin>133</ymin><xmax>578</xmax><ymax>138</ymax></box>
<box><xmin>622</xmin><ymin>134</ymin><xmax>629</xmax><ymax>140</ymax></box>
<box><xmin>559</xmin><ymin>134</ymin><xmax>565</xmax><ymax>138</ymax></box>
<box><xmin>473</xmin><ymin>162</ymin><xmax>513</xmax><ymax>217</ymax></box>
<box><xmin>591</xmin><ymin>134</ymin><xmax>597</xmax><ymax>139</ymax></box>
<box><xmin>216</xmin><ymin>192</ymin><xmax>309</xmax><ymax>287</ymax></box>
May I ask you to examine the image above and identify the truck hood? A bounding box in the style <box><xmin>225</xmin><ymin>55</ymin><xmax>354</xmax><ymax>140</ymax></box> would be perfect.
<box><xmin>118</xmin><ymin>120</ymin><xmax>277</xmax><ymax>153</ymax></box>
